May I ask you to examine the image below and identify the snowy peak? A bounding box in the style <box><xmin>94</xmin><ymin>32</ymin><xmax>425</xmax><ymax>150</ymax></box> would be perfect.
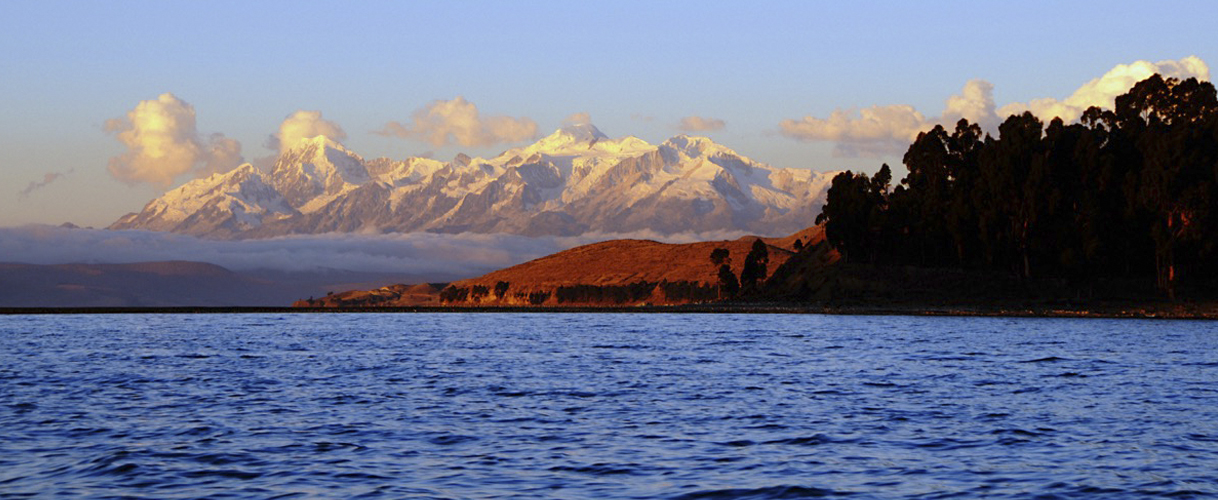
<box><xmin>152</xmin><ymin>163</ymin><xmax>264</xmax><ymax>222</ymax></box>
<box><xmin>275</xmin><ymin>136</ymin><xmax>364</xmax><ymax>172</ymax></box>
<box><xmin>113</xmin><ymin>127</ymin><xmax>838</xmax><ymax>239</ymax></box>
<box><xmin>517</xmin><ymin>124</ymin><xmax>655</xmax><ymax>159</ymax></box>
<box><xmin>558</xmin><ymin>122</ymin><xmax>609</xmax><ymax>142</ymax></box>
<box><xmin>271</xmin><ymin>135</ymin><xmax>369</xmax><ymax>208</ymax></box>
<box><xmin>109</xmin><ymin>162</ymin><xmax>295</xmax><ymax>235</ymax></box>
<box><xmin>524</xmin><ymin>125</ymin><xmax>606</xmax><ymax>155</ymax></box>
<box><xmin>662</xmin><ymin>135</ymin><xmax>735</xmax><ymax>159</ymax></box>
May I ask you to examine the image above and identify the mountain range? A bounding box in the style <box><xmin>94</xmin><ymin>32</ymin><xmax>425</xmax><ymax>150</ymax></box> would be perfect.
<box><xmin>110</xmin><ymin>124</ymin><xmax>835</xmax><ymax>239</ymax></box>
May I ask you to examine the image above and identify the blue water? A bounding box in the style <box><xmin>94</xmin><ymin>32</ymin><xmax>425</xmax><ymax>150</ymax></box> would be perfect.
<box><xmin>1</xmin><ymin>313</ymin><xmax>1217</xmax><ymax>499</ymax></box>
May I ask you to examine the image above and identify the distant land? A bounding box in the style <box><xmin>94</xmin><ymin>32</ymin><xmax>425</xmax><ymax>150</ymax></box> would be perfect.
<box><xmin>0</xmin><ymin>261</ymin><xmax>424</xmax><ymax>308</ymax></box>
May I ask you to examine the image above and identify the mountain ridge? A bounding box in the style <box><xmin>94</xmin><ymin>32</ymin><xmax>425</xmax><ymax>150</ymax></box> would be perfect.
<box><xmin>111</xmin><ymin>126</ymin><xmax>836</xmax><ymax>239</ymax></box>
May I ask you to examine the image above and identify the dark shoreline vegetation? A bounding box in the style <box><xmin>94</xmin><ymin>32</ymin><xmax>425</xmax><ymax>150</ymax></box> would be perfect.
<box><xmin>814</xmin><ymin>74</ymin><xmax>1218</xmax><ymax>300</ymax></box>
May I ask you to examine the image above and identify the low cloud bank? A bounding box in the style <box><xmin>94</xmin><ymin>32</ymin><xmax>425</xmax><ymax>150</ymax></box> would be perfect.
<box><xmin>0</xmin><ymin>226</ymin><xmax>751</xmax><ymax>282</ymax></box>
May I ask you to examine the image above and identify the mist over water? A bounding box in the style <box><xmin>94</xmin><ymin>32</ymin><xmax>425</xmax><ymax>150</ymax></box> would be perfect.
<box><xmin>1</xmin><ymin>313</ymin><xmax>1216</xmax><ymax>498</ymax></box>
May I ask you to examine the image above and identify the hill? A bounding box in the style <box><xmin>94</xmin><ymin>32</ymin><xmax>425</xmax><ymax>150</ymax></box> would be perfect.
<box><xmin>0</xmin><ymin>261</ymin><xmax>421</xmax><ymax>308</ymax></box>
<box><xmin>297</xmin><ymin>226</ymin><xmax>825</xmax><ymax>308</ymax></box>
<box><xmin>0</xmin><ymin>261</ymin><xmax>277</xmax><ymax>307</ymax></box>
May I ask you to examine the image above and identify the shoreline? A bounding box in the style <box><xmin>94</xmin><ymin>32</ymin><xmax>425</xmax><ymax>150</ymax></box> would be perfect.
<box><xmin>2</xmin><ymin>302</ymin><xmax>1215</xmax><ymax>319</ymax></box>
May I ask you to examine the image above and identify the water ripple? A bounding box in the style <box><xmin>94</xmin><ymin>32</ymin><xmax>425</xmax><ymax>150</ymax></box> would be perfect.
<box><xmin>1</xmin><ymin>313</ymin><xmax>1216</xmax><ymax>498</ymax></box>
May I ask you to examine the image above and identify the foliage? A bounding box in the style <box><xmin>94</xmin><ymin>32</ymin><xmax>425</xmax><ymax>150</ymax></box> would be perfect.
<box><xmin>739</xmin><ymin>238</ymin><xmax>769</xmax><ymax>293</ymax></box>
<box><xmin>814</xmin><ymin>74</ymin><xmax>1218</xmax><ymax>297</ymax></box>
<box><xmin>717</xmin><ymin>264</ymin><xmax>740</xmax><ymax>298</ymax></box>
<box><xmin>494</xmin><ymin>281</ymin><xmax>511</xmax><ymax>299</ymax></box>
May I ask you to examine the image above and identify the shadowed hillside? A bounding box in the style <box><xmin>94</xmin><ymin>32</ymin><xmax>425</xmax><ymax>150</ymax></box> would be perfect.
<box><xmin>0</xmin><ymin>261</ymin><xmax>424</xmax><ymax>308</ymax></box>
<box><xmin>0</xmin><ymin>261</ymin><xmax>280</xmax><ymax>307</ymax></box>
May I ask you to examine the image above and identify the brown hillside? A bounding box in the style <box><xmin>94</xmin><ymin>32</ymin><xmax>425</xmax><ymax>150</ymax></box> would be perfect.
<box><xmin>301</xmin><ymin>226</ymin><xmax>824</xmax><ymax>308</ymax></box>
<box><xmin>439</xmin><ymin>227</ymin><xmax>822</xmax><ymax>306</ymax></box>
<box><xmin>459</xmin><ymin>226</ymin><xmax>822</xmax><ymax>289</ymax></box>
<box><xmin>294</xmin><ymin>283</ymin><xmax>445</xmax><ymax>307</ymax></box>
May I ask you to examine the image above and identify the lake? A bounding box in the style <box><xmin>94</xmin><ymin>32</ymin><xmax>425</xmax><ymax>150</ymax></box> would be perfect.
<box><xmin>1</xmin><ymin>313</ymin><xmax>1216</xmax><ymax>498</ymax></box>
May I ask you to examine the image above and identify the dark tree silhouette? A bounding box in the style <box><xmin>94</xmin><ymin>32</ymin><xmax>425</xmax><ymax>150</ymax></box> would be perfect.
<box><xmin>739</xmin><ymin>238</ymin><xmax>770</xmax><ymax>293</ymax></box>
<box><xmin>717</xmin><ymin>264</ymin><xmax>740</xmax><ymax>298</ymax></box>
<box><xmin>709</xmin><ymin>247</ymin><xmax>737</xmax><ymax>299</ymax></box>
<box><xmin>812</xmin><ymin>73</ymin><xmax>1218</xmax><ymax>298</ymax></box>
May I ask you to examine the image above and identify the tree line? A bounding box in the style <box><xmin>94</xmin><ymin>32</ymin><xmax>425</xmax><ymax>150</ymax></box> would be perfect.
<box><xmin>816</xmin><ymin>74</ymin><xmax>1218</xmax><ymax>298</ymax></box>
<box><xmin>709</xmin><ymin>238</ymin><xmax>769</xmax><ymax>299</ymax></box>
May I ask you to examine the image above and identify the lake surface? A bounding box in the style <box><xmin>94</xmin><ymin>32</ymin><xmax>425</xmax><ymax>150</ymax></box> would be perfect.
<box><xmin>1</xmin><ymin>313</ymin><xmax>1216</xmax><ymax>499</ymax></box>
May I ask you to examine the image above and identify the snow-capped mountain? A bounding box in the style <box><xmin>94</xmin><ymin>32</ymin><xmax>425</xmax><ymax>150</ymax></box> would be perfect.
<box><xmin>110</xmin><ymin>125</ymin><xmax>836</xmax><ymax>239</ymax></box>
<box><xmin>110</xmin><ymin>164</ymin><xmax>296</xmax><ymax>238</ymax></box>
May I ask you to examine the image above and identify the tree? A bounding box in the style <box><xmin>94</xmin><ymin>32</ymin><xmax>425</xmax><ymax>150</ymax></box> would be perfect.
<box><xmin>717</xmin><ymin>264</ymin><xmax>740</xmax><ymax>299</ymax></box>
<box><xmin>1122</xmin><ymin>76</ymin><xmax>1218</xmax><ymax>296</ymax></box>
<box><xmin>804</xmin><ymin>73</ymin><xmax>1218</xmax><ymax>298</ymax></box>
<box><xmin>709</xmin><ymin>247</ymin><xmax>736</xmax><ymax>299</ymax></box>
<box><xmin>816</xmin><ymin>166</ymin><xmax>890</xmax><ymax>263</ymax></box>
<box><xmin>739</xmin><ymin>238</ymin><xmax>769</xmax><ymax>293</ymax></box>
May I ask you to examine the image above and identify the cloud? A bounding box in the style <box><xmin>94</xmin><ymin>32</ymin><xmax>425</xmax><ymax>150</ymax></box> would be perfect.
<box><xmin>780</xmin><ymin>104</ymin><xmax>930</xmax><ymax>157</ymax></box>
<box><xmin>942</xmin><ymin>79</ymin><xmax>999</xmax><ymax>131</ymax></box>
<box><xmin>780</xmin><ymin>56</ymin><xmax>1211</xmax><ymax>157</ymax></box>
<box><xmin>377</xmin><ymin>97</ymin><xmax>537</xmax><ymax>148</ymax></box>
<box><xmin>563</xmin><ymin>112</ymin><xmax>592</xmax><ymax>127</ymax></box>
<box><xmin>678</xmin><ymin>116</ymin><xmax>726</xmax><ymax>132</ymax></box>
<box><xmin>0</xmin><ymin>225</ymin><xmax>755</xmax><ymax>280</ymax></box>
<box><xmin>18</xmin><ymin>170</ymin><xmax>72</xmax><ymax>197</ymax></box>
<box><xmin>106</xmin><ymin>93</ymin><xmax>244</xmax><ymax>187</ymax></box>
<box><xmin>997</xmin><ymin>56</ymin><xmax>1211</xmax><ymax>122</ymax></box>
<box><xmin>267</xmin><ymin>110</ymin><xmax>347</xmax><ymax>154</ymax></box>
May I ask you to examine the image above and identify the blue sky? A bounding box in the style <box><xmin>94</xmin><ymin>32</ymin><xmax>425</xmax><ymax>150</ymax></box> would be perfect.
<box><xmin>2</xmin><ymin>1</ymin><xmax>1215</xmax><ymax>227</ymax></box>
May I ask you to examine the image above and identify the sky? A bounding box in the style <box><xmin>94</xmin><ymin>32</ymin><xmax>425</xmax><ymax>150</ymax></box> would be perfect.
<box><xmin>1</xmin><ymin>1</ymin><xmax>1216</xmax><ymax>229</ymax></box>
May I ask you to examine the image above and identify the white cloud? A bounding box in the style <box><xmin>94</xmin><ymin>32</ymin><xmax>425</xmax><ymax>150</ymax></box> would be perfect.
<box><xmin>678</xmin><ymin>116</ymin><xmax>726</xmax><ymax>132</ymax></box>
<box><xmin>780</xmin><ymin>104</ymin><xmax>930</xmax><ymax>157</ymax></box>
<box><xmin>942</xmin><ymin>79</ymin><xmax>999</xmax><ymax>131</ymax></box>
<box><xmin>780</xmin><ymin>56</ymin><xmax>1211</xmax><ymax>157</ymax></box>
<box><xmin>105</xmin><ymin>93</ymin><xmax>244</xmax><ymax>187</ymax></box>
<box><xmin>377</xmin><ymin>97</ymin><xmax>537</xmax><ymax>147</ymax></box>
<box><xmin>997</xmin><ymin>56</ymin><xmax>1211</xmax><ymax>122</ymax></box>
<box><xmin>268</xmin><ymin>110</ymin><xmax>347</xmax><ymax>154</ymax></box>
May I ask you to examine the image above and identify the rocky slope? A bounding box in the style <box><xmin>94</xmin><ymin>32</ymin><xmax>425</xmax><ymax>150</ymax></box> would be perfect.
<box><xmin>112</xmin><ymin>125</ymin><xmax>835</xmax><ymax>239</ymax></box>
